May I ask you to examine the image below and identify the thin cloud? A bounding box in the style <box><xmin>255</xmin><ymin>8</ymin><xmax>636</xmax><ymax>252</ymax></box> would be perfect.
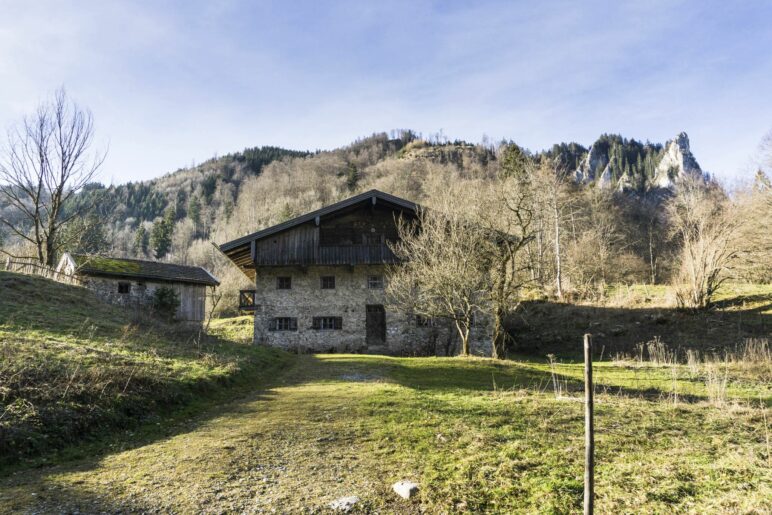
<box><xmin>0</xmin><ymin>0</ymin><xmax>770</xmax><ymax>182</ymax></box>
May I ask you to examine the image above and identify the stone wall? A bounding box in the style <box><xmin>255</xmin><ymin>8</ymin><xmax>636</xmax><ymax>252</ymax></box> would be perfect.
<box><xmin>79</xmin><ymin>276</ymin><xmax>206</xmax><ymax>324</ymax></box>
<box><xmin>252</xmin><ymin>265</ymin><xmax>490</xmax><ymax>355</ymax></box>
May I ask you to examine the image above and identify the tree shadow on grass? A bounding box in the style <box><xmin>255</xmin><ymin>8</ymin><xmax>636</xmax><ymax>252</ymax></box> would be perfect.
<box><xmin>507</xmin><ymin>295</ymin><xmax>771</xmax><ymax>360</ymax></box>
<box><xmin>306</xmin><ymin>354</ymin><xmax>733</xmax><ymax>405</ymax></box>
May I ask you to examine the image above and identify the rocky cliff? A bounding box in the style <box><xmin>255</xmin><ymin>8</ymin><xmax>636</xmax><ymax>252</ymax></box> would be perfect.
<box><xmin>651</xmin><ymin>132</ymin><xmax>702</xmax><ymax>188</ymax></box>
<box><xmin>571</xmin><ymin>132</ymin><xmax>702</xmax><ymax>191</ymax></box>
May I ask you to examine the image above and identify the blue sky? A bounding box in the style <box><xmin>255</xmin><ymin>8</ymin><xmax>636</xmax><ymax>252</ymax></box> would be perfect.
<box><xmin>1</xmin><ymin>0</ymin><xmax>771</xmax><ymax>184</ymax></box>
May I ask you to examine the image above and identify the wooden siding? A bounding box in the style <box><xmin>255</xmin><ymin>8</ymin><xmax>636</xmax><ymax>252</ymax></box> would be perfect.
<box><xmin>254</xmin><ymin>222</ymin><xmax>318</xmax><ymax>265</ymax></box>
<box><xmin>172</xmin><ymin>283</ymin><xmax>207</xmax><ymax>322</ymax></box>
<box><xmin>252</xmin><ymin>204</ymin><xmax>408</xmax><ymax>266</ymax></box>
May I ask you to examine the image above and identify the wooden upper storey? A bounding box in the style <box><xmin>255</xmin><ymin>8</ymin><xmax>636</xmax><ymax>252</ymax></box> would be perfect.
<box><xmin>219</xmin><ymin>190</ymin><xmax>419</xmax><ymax>279</ymax></box>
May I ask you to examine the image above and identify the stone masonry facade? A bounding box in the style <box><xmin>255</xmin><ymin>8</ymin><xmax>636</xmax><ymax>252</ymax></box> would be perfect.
<box><xmin>253</xmin><ymin>264</ymin><xmax>490</xmax><ymax>355</ymax></box>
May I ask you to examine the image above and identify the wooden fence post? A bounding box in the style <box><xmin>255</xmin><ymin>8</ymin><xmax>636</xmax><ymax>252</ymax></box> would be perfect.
<box><xmin>584</xmin><ymin>333</ymin><xmax>594</xmax><ymax>515</ymax></box>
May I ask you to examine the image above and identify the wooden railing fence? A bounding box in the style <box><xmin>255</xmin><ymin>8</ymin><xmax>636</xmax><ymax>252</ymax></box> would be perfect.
<box><xmin>2</xmin><ymin>257</ymin><xmax>84</xmax><ymax>286</ymax></box>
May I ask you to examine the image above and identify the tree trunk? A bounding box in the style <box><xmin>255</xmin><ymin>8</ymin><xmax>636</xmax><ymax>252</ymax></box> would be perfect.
<box><xmin>648</xmin><ymin>221</ymin><xmax>657</xmax><ymax>284</ymax></box>
<box><xmin>454</xmin><ymin>319</ymin><xmax>471</xmax><ymax>356</ymax></box>
<box><xmin>553</xmin><ymin>198</ymin><xmax>563</xmax><ymax>299</ymax></box>
<box><xmin>491</xmin><ymin>306</ymin><xmax>505</xmax><ymax>359</ymax></box>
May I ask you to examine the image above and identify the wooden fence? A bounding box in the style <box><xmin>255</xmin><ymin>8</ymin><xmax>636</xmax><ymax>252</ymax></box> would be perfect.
<box><xmin>2</xmin><ymin>257</ymin><xmax>84</xmax><ymax>286</ymax></box>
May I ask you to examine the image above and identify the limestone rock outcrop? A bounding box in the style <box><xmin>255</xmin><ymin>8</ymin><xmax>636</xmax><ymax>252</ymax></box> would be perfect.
<box><xmin>651</xmin><ymin>132</ymin><xmax>702</xmax><ymax>189</ymax></box>
<box><xmin>573</xmin><ymin>143</ymin><xmax>608</xmax><ymax>183</ymax></box>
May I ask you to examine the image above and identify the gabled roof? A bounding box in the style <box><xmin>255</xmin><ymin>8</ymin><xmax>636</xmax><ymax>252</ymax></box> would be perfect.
<box><xmin>64</xmin><ymin>253</ymin><xmax>220</xmax><ymax>286</ymax></box>
<box><xmin>219</xmin><ymin>189</ymin><xmax>418</xmax><ymax>253</ymax></box>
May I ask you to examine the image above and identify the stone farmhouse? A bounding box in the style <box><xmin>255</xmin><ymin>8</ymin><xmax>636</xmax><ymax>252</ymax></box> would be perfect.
<box><xmin>56</xmin><ymin>253</ymin><xmax>219</xmax><ymax>325</ymax></box>
<box><xmin>219</xmin><ymin>190</ymin><xmax>488</xmax><ymax>355</ymax></box>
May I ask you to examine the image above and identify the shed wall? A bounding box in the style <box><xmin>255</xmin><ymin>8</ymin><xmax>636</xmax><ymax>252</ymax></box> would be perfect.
<box><xmin>75</xmin><ymin>275</ymin><xmax>207</xmax><ymax>324</ymax></box>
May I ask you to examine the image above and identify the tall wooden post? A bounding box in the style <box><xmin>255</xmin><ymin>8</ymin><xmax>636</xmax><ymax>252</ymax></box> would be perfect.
<box><xmin>584</xmin><ymin>333</ymin><xmax>594</xmax><ymax>515</ymax></box>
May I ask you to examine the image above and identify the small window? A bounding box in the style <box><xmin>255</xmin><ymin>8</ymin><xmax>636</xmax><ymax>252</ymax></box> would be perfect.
<box><xmin>312</xmin><ymin>316</ymin><xmax>343</xmax><ymax>330</ymax></box>
<box><xmin>118</xmin><ymin>282</ymin><xmax>130</xmax><ymax>294</ymax></box>
<box><xmin>276</xmin><ymin>276</ymin><xmax>292</xmax><ymax>290</ymax></box>
<box><xmin>239</xmin><ymin>290</ymin><xmax>257</xmax><ymax>310</ymax></box>
<box><xmin>320</xmin><ymin>276</ymin><xmax>336</xmax><ymax>289</ymax></box>
<box><xmin>269</xmin><ymin>317</ymin><xmax>297</xmax><ymax>331</ymax></box>
<box><xmin>367</xmin><ymin>275</ymin><xmax>384</xmax><ymax>289</ymax></box>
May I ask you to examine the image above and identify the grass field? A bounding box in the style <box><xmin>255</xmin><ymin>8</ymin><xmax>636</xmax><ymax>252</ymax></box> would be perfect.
<box><xmin>1</xmin><ymin>352</ymin><xmax>769</xmax><ymax>513</ymax></box>
<box><xmin>1</xmin><ymin>275</ymin><xmax>770</xmax><ymax>513</ymax></box>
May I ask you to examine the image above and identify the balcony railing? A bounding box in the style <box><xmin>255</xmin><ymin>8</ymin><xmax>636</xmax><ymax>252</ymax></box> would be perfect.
<box><xmin>253</xmin><ymin>244</ymin><xmax>400</xmax><ymax>266</ymax></box>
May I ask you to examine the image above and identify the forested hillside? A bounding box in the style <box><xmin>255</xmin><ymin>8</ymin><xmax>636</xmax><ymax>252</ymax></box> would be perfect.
<box><xmin>3</xmin><ymin>129</ymin><xmax>769</xmax><ymax>314</ymax></box>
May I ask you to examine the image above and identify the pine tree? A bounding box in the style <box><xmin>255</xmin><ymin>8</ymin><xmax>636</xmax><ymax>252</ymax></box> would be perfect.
<box><xmin>278</xmin><ymin>203</ymin><xmax>294</xmax><ymax>222</ymax></box>
<box><xmin>188</xmin><ymin>196</ymin><xmax>202</xmax><ymax>233</ymax></box>
<box><xmin>345</xmin><ymin>162</ymin><xmax>359</xmax><ymax>191</ymax></box>
<box><xmin>500</xmin><ymin>143</ymin><xmax>531</xmax><ymax>179</ymax></box>
<box><xmin>150</xmin><ymin>207</ymin><xmax>175</xmax><ymax>259</ymax></box>
<box><xmin>134</xmin><ymin>226</ymin><xmax>148</xmax><ymax>255</ymax></box>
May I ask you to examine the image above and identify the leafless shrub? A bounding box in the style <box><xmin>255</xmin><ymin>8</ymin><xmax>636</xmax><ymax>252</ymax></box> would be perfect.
<box><xmin>704</xmin><ymin>363</ymin><xmax>729</xmax><ymax>406</ymax></box>
<box><xmin>645</xmin><ymin>336</ymin><xmax>677</xmax><ymax>365</ymax></box>
<box><xmin>546</xmin><ymin>354</ymin><xmax>569</xmax><ymax>399</ymax></box>
<box><xmin>737</xmin><ymin>338</ymin><xmax>770</xmax><ymax>363</ymax></box>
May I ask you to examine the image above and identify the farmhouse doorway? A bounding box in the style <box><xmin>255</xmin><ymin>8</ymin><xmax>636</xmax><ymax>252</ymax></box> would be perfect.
<box><xmin>365</xmin><ymin>304</ymin><xmax>386</xmax><ymax>346</ymax></box>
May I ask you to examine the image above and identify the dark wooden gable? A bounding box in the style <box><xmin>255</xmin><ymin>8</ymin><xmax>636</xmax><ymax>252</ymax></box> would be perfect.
<box><xmin>219</xmin><ymin>190</ymin><xmax>420</xmax><ymax>278</ymax></box>
<box><xmin>253</xmin><ymin>202</ymin><xmax>413</xmax><ymax>267</ymax></box>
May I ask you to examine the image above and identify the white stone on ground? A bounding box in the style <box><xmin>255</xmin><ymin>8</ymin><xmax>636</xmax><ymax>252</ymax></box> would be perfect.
<box><xmin>392</xmin><ymin>480</ymin><xmax>419</xmax><ymax>499</ymax></box>
<box><xmin>329</xmin><ymin>495</ymin><xmax>359</xmax><ymax>512</ymax></box>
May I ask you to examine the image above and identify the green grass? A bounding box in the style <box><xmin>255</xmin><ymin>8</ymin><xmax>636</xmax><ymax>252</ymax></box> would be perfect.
<box><xmin>0</xmin><ymin>272</ymin><xmax>291</xmax><ymax>466</ymax></box>
<box><xmin>1</xmin><ymin>353</ymin><xmax>769</xmax><ymax>513</ymax></box>
<box><xmin>1</xmin><ymin>275</ymin><xmax>769</xmax><ymax>513</ymax></box>
<box><xmin>208</xmin><ymin>314</ymin><xmax>255</xmax><ymax>343</ymax></box>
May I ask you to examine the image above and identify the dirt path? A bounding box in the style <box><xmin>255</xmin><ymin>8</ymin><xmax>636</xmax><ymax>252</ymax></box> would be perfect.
<box><xmin>1</xmin><ymin>355</ymin><xmax>417</xmax><ymax>514</ymax></box>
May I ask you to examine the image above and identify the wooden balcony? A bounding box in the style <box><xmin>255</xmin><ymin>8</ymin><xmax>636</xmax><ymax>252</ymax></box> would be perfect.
<box><xmin>253</xmin><ymin>244</ymin><xmax>399</xmax><ymax>267</ymax></box>
<box><xmin>317</xmin><ymin>244</ymin><xmax>399</xmax><ymax>265</ymax></box>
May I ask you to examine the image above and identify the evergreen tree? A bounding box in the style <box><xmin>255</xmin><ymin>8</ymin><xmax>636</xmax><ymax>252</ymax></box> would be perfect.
<box><xmin>500</xmin><ymin>143</ymin><xmax>531</xmax><ymax>179</ymax></box>
<box><xmin>150</xmin><ymin>207</ymin><xmax>175</xmax><ymax>259</ymax></box>
<box><xmin>278</xmin><ymin>203</ymin><xmax>294</xmax><ymax>222</ymax></box>
<box><xmin>346</xmin><ymin>162</ymin><xmax>359</xmax><ymax>190</ymax></box>
<box><xmin>188</xmin><ymin>196</ymin><xmax>202</xmax><ymax>232</ymax></box>
<box><xmin>59</xmin><ymin>214</ymin><xmax>109</xmax><ymax>257</ymax></box>
<box><xmin>134</xmin><ymin>225</ymin><xmax>149</xmax><ymax>255</ymax></box>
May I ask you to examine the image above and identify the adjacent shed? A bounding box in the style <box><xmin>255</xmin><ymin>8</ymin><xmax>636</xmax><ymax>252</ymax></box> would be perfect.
<box><xmin>56</xmin><ymin>253</ymin><xmax>219</xmax><ymax>325</ymax></box>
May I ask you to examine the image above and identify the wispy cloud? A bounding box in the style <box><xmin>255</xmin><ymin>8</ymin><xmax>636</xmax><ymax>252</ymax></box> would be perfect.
<box><xmin>1</xmin><ymin>0</ymin><xmax>770</xmax><ymax>183</ymax></box>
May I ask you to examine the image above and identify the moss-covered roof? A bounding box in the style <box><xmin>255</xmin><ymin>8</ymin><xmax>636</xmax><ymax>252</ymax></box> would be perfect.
<box><xmin>69</xmin><ymin>254</ymin><xmax>219</xmax><ymax>286</ymax></box>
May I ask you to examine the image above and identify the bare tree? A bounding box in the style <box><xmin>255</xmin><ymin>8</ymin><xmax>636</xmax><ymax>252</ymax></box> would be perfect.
<box><xmin>531</xmin><ymin>158</ymin><xmax>573</xmax><ymax>299</ymax></box>
<box><xmin>387</xmin><ymin>192</ymin><xmax>488</xmax><ymax>356</ymax></box>
<box><xmin>0</xmin><ymin>89</ymin><xmax>105</xmax><ymax>266</ymax></box>
<box><xmin>474</xmin><ymin>178</ymin><xmax>534</xmax><ymax>358</ymax></box>
<box><xmin>667</xmin><ymin>176</ymin><xmax>740</xmax><ymax>309</ymax></box>
<box><xmin>204</xmin><ymin>285</ymin><xmax>223</xmax><ymax>333</ymax></box>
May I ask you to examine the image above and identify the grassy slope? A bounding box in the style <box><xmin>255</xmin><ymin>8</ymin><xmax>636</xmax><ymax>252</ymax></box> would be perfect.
<box><xmin>208</xmin><ymin>314</ymin><xmax>255</xmax><ymax>343</ymax></box>
<box><xmin>1</xmin><ymin>353</ymin><xmax>769</xmax><ymax>513</ymax></box>
<box><xmin>0</xmin><ymin>272</ymin><xmax>291</xmax><ymax>466</ymax></box>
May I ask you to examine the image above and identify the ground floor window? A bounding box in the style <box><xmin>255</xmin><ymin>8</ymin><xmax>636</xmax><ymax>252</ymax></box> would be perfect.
<box><xmin>118</xmin><ymin>282</ymin><xmax>130</xmax><ymax>294</ymax></box>
<box><xmin>269</xmin><ymin>317</ymin><xmax>297</xmax><ymax>331</ymax></box>
<box><xmin>312</xmin><ymin>316</ymin><xmax>342</xmax><ymax>330</ymax></box>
